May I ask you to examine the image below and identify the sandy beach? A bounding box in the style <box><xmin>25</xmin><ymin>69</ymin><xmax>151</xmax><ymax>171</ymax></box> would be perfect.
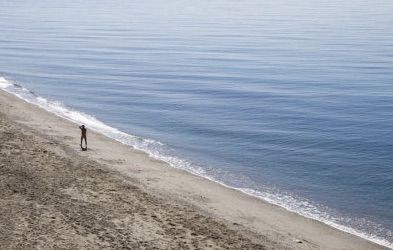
<box><xmin>0</xmin><ymin>89</ymin><xmax>388</xmax><ymax>249</ymax></box>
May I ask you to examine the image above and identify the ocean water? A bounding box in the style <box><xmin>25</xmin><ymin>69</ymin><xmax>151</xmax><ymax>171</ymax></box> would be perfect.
<box><xmin>1</xmin><ymin>0</ymin><xmax>393</xmax><ymax>247</ymax></box>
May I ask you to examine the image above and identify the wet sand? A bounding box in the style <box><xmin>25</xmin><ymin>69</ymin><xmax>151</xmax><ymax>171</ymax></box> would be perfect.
<box><xmin>0</xmin><ymin>89</ymin><xmax>388</xmax><ymax>250</ymax></box>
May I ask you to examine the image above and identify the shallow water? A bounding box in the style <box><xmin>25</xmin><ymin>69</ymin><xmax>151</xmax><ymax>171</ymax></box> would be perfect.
<box><xmin>1</xmin><ymin>0</ymin><xmax>393</xmax><ymax>247</ymax></box>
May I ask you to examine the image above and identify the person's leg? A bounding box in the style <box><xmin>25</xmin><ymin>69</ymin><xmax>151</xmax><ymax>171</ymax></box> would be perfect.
<box><xmin>80</xmin><ymin>136</ymin><xmax>83</xmax><ymax>147</ymax></box>
<box><xmin>82</xmin><ymin>135</ymin><xmax>87</xmax><ymax>148</ymax></box>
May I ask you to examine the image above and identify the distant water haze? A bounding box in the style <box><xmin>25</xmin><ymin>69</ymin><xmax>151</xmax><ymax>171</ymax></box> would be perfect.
<box><xmin>0</xmin><ymin>0</ymin><xmax>392</xmax><ymax>247</ymax></box>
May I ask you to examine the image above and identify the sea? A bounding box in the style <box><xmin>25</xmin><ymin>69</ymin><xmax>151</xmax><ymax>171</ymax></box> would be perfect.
<box><xmin>0</xmin><ymin>0</ymin><xmax>392</xmax><ymax>247</ymax></box>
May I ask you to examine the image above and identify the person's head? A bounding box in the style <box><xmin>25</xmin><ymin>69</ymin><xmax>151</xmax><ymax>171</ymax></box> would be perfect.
<box><xmin>81</xmin><ymin>125</ymin><xmax>85</xmax><ymax>129</ymax></box>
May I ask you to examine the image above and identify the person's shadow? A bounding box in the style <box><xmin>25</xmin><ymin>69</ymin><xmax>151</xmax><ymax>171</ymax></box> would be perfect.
<box><xmin>81</xmin><ymin>146</ymin><xmax>87</xmax><ymax>151</ymax></box>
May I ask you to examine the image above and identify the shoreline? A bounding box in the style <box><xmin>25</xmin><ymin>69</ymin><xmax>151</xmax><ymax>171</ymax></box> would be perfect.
<box><xmin>0</xmin><ymin>88</ymin><xmax>389</xmax><ymax>249</ymax></box>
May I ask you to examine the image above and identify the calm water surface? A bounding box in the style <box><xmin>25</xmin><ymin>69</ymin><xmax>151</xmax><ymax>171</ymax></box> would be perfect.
<box><xmin>1</xmin><ymin>0</ymin><xmax>393</xmax><ymax>246</ymax></box>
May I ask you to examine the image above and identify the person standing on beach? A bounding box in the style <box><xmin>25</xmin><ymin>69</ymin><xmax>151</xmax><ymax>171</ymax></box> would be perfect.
<box><xmin>79</xmin><ymin>125</ymin><xmax>87</xmax><ymax>150</ymax></box>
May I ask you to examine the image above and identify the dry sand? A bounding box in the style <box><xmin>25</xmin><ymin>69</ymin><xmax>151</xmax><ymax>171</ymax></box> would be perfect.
<box><xmin>0</xmin><ymin>89</ymin><xmax>388</xmax><ymax>250</ymax></box>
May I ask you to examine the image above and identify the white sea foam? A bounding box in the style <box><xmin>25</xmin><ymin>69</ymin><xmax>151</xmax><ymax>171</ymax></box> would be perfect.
<box><xmin>0</xmin><ymin>76</ymin><xmax>391</xmax><ymax>249</ymax></box>
<box><xmin>0</xmin><ymin>77</ymin><xmax>12</xmax><ymax>88</ymax></box>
